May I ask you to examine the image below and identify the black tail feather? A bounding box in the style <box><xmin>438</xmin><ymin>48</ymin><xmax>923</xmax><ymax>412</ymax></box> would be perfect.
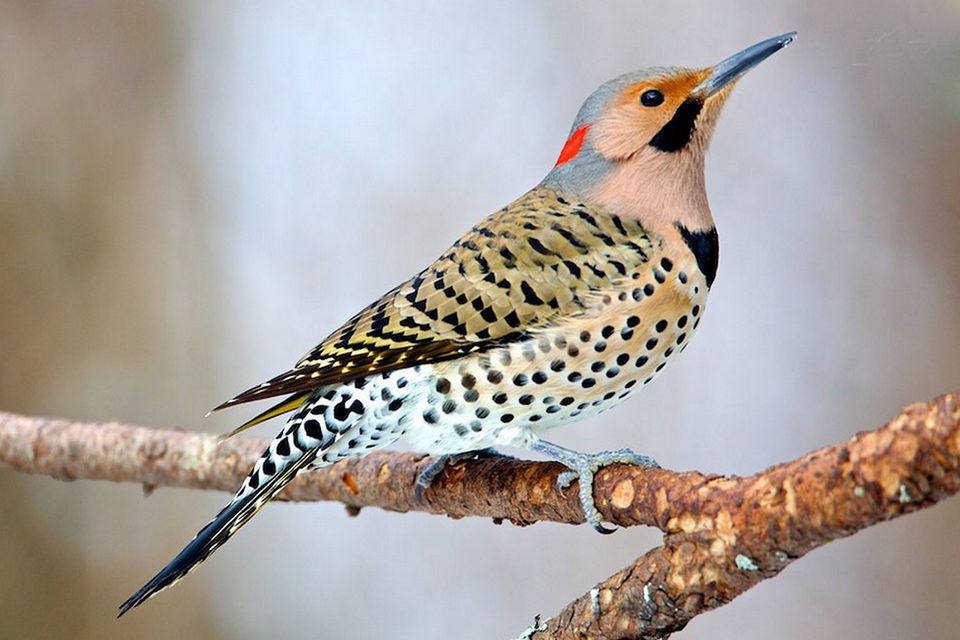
<box><xmin>118</xmin><ymin>449</ymin><xmax>316</xmax><ymax>616</ymax></box>
<box><xmin>118</xmin><ymin>499</ymin><xmax>246</xmax><ymax>616</ymax></box>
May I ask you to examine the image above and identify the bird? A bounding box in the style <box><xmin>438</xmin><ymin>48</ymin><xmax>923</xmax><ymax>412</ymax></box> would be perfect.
<box><xmin>119</xmin><ymin>32</ymin><xmax>795</xmax><ymax>615</ymax></box>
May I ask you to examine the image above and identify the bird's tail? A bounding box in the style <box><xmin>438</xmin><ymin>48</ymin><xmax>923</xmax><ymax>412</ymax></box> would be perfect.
<box><xmin>118</xmin><ymin>427</ymin><xmax>318</xmax><ymax>617</ymax></box>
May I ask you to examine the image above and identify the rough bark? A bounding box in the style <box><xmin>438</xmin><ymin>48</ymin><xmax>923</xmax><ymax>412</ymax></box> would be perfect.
<box><xmin>1</xmin><ymin>391</ymin><xmax>958</xmax><ymax>639</ymax></box>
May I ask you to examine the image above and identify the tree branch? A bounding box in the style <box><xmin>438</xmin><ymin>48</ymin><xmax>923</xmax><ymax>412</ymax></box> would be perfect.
<box><xmin>1</xmin><ymin>391</ymin><xmax>958</xmax><ymax>639</ymax></box>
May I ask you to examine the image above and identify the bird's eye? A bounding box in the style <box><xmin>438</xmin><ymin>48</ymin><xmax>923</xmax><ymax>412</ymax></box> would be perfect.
<box><xmin>640</xmin><ymin>89</ymin><xmax>664</xmax><ymax>107</ymax></box>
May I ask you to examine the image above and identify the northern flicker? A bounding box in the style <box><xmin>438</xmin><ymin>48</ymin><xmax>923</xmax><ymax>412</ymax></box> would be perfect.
<box><xmin>120</xmin><ymin>32</ymin><xmax>795</xmax><ymax>615</ymax></box>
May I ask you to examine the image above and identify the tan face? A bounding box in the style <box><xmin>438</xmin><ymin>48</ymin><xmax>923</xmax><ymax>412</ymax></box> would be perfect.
<box><xmin>548</xmin><ymin>33</ymin><xmax>794</xmax><ymax>230</ymax></box>
<box><xmin>591</xmin><ymin>69</ymin><xmax>717</xmax><ymax>161</ymax></box>
<box><xmin>586</xmin><ymin>68</ymin><xmax>740</xmax><ymax>233</ymax></box>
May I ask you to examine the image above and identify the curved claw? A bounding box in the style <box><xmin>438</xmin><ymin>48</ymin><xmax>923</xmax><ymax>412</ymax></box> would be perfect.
<box><xmin>530</xmin><ymin>440</ymin><xmax>660</xmax><ymax>535</ymax></box>
<box><xmin>594</xmin><ymin>521</ymin><xmax>617</xmax><ymax>535</ymax></box>
<box><xmin>413</xmin><ymin>477</ymin><xmax>429</xmax><ymax>504</ymax></box>
<box><xmin>556</xmin><ymin>470</ymin><xmax>577</xmax><ymax>492</ymax></box>
<box><xmin>560</xmin><ymin>468</ymin><xmax>615</xmax><ymax>533</ymax></box>
<box><xmin>574</xmin><ymin>460</ymin><xmax>612</xmax><ymax>534</ymax></box>
<box><xmin>414</xmin><ymin>455</ymin><xmax>450</xmax><ymax>503</ymax></box>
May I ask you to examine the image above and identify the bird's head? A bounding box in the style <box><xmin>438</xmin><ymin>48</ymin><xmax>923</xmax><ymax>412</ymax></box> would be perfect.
<box><xmin>543</xmin><ymin>33</ymin><xmax>795</xmax><ymax>232</ymax></box>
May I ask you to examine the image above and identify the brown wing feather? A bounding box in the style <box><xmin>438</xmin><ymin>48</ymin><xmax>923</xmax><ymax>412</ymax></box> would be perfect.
<box><xmin>214</xmin><ymin>188</ymin><xmax>654</xmax><ymax>411</ymax></box>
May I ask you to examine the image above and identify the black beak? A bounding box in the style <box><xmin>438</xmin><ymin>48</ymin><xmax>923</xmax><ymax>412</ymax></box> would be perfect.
<box><xmin>693</xmin><ymin>32</ymin><xmax>796</xmax><ymax>98</ymax></box>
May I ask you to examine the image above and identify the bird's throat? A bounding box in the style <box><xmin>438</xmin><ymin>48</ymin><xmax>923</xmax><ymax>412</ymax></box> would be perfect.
<box><xmin>588</xmin><ymin>145</ymin><xmax>714</xmax><ymax>235</ymax></box>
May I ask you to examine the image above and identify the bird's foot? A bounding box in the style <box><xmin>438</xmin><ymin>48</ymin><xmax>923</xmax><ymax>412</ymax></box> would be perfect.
<box><xmin>414</xmin><ymin>448</ymin><xmax>508</xmax><ymax>503</ymax></box>
<box><xmin>530</xmin><ymin>440</ymin><xmax>658</xmax><ymax>534</ymax></box>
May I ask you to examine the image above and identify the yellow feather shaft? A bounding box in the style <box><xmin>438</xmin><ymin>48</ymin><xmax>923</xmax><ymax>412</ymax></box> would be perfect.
<box><xmin>218</xmin><ymin>393</ymin><xmax>309</xmax><ymax>441</ymax></box>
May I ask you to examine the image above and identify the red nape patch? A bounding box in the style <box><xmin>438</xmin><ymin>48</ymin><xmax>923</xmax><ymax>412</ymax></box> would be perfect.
<box><xmin>554</xmin><ymin>125</ymin><xmax>589</xmax><ymax>167</ymax></box>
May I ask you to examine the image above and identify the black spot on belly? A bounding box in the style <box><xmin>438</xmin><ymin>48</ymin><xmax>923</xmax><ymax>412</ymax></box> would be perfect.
<box><xmin>304</xmin><ymin>419</ymin><xmax>323</xmax><ymax>439</ymax></box>
<box><xmin>333</xmin><ymin>398</ymin><xmax>351</xmax><ymax>421</ymax></box>
<box><xmin>676</xmin><ymin>224</ymin><xmax>719</xmax><ymax>287</ymax></box>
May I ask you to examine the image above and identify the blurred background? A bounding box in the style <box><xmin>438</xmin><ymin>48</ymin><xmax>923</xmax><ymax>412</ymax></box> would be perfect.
<box><xmin>1</xmin><ymin>2</ymin><xmax>958</xmax><ymax>638</ymax></box>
